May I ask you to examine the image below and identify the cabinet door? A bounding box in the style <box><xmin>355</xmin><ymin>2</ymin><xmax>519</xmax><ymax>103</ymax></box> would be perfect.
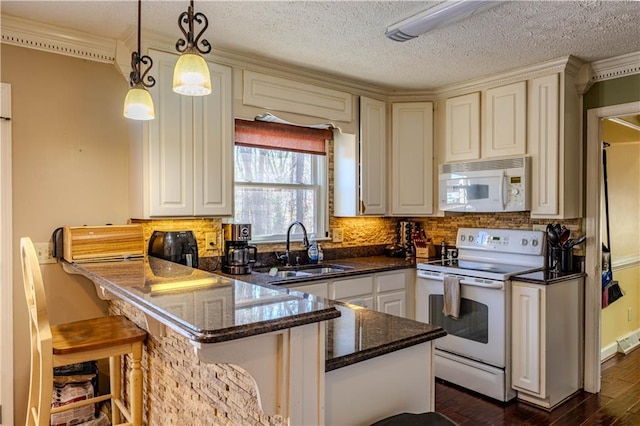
<box><xmin>391</xmin><ymin>102</ymin><xmax>434</xmax><ymax>216</ymax></box>
<box><xmin>148</xmin><ymin>50</ymin><xmax>195</xmax><ymax>216</ymax></box>
<box><xmin>360</xmin><ymin>96</ymin><xmax>387</xmax><ymax>215</ymax></box>
<box><xmin>445</xmin><ymin>93</ymin><xmax>480</xmax><ymax>162</ymax></box>
<box><xmin>483</xmin><ymin>82</ymin><xmax>526</xmax><ymax>158</ymax></box>
<box><xmin>377</xmin><ymin>291</ymin><xmax>405</xmax><ymax>317</ymax></box>
<box><xmin>194</xmin><ymin>62</ymin><xmax>233</xmax><ymax>216</ymax></box>
<box><xmin>375</xmin><ymin>270</ymin><xmax>408</xmax><ymax>317</ymax></box>
<box><xmin>529</xmin><ymin>74</ymin><xmax>560</xmax><ymax>216</ymax></box>
<box><xmin>511</xmin><ymin>283</ymin><xmax>543</xmax><ymax>396</ymax></box>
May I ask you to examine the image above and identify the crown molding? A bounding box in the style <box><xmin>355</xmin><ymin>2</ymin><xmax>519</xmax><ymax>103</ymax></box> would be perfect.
<box><xmin>435</xmin><ymin>56</ymin><xmax>583</xmax><ymax>99</ymax></box>
<box><xmin>590</xmin><ymin>51</ymin><xmax>640</xmax><ymax>83</ymax></box>
<box><xmin>0</xmin><ymin>14</ymin><xmax>115</xmax><ymax>63</ymax></box>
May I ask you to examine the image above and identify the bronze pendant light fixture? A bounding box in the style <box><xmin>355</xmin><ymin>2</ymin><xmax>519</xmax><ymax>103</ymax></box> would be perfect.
<box><xmin>123</xmin><ymin>0</ymin><xmax>155</xmax><ymax>120</ymax></box>
<box><xmin>173</xmin><ymin>0</ymin><xmax>212</xmax><ymax>96</ymax></box>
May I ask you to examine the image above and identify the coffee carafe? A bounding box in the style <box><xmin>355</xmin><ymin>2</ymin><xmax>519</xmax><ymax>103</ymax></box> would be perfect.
<box><xmin>222</xmin><ymin>224</ymin><xmax>257</xmax><ymax>275</ymax></box>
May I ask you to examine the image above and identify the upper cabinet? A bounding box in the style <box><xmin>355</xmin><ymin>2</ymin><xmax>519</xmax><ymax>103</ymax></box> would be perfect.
<box><xmin>334</xmin><ymin>96</ymin><xmax>387</xmax><ymax>216</ymax></box>
<box><xmin>528</xmin><ymin>72</ymin><xmax>581</xmax><ymax>219</ymax></box>
<box><xmin>445</xmin><ymin>92</ymin><xmax>480</xmax><ymax>162</ymax></box>
<box><xmin>482</xmin><ymin>82</ymin><xmax>526</xmax><ymax>158</ymax></box>
<box><xmin>391</xmin><ymin>102</ymin><xmax>434</xmax><ymax>216</ymax></box>
<box><xmin>130</xmin><ymin>49</ymin><xmax>233</xmax><ymax>218</ymax></box>
<box><xmin>360</xmin><ymin>97</ymin><xmax>387</xmax><ymax>215</ymax></box>
<box><xmin>440</xmin><ymin>58</ymin><xmax>581</xmax><ymax>219</ymax></box>
<box><xmin>444</xmin><ymin>82</ymin><xmax>526</xmax><ymax>163</ymax></box>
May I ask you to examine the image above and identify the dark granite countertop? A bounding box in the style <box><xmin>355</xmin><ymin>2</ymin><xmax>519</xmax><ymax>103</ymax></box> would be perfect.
<box><xmin>511</xmin><ymin>269</ymin><xmax>587</xmax><ymax>284</ymax></box>
<box><xmin>64</xmin><ymin>255</ymin><xmax>446</xmax><ymax>372</ymax></box>
<box><xmin>63</xmin><ymin>257</ymin><xmax>340</xmax><ymax>343</ymax></box>
<box><xmin>213</xmin><ymin>255</ymin><xmax>417</xmax><ymax>286</ymax></box>
<box><xmin>325</xmin><ymin>303</ymin><xmax>446</xmax><ymax>371</ymax></box>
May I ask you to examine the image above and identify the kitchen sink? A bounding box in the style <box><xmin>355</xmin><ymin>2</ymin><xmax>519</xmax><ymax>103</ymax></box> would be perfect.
<box><xmin>254</xmin><ymin>264</ymin><xmax>353</xmax><ymax>279</ymax></box>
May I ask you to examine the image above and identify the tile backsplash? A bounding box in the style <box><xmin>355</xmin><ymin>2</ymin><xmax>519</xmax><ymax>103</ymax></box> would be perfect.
<box><xmin>130</xmin><ymin>213</ymin><xmax>582</xmax><ymax>263</ymax></box>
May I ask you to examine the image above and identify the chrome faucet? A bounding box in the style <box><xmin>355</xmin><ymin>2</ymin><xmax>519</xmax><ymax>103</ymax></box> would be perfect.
<box><xmin>277</xmin><ymin>221</ymin><xmax>309</xmax><ymax>266</ymax></box>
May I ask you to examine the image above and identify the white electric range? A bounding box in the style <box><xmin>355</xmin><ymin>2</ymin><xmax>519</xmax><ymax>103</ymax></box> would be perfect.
<box><xmin>416</xmin><ymin>228</ymin><xmax>545</xmax><ymax>402</ymax></box>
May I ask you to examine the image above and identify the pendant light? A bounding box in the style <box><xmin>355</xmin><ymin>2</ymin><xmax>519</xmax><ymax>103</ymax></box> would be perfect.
<box><xmin>123</xmin><ymin>0</ymin><xmax>155</xmax><ymax>120</ymax></box>
<box><xmin>173</xmin><ymin>0</ymin><xmax>212</xmax><ymax>96</ymax></box>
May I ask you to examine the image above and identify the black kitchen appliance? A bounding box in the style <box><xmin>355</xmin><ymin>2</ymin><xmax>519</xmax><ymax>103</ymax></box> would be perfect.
<box><xmin>148</xmin><ymin>230</ymin><xmax>198</xmax><ymax>268</ymax></box>
<box><xmin>222</xmin><ymin>223</ymin><xmax>257</xmax><ymax>275</ymax></box>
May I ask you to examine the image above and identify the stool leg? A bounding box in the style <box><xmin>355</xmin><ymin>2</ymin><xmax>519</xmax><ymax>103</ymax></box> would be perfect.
<box><xmin>130</xmin><ymin>342</ymin><xmax>143</xmax><ymax>426</ymax></box>
<box><xmin>110</xmin><ymin>354</ymin><xmax>122</xmax><ymax>425</ymax></box>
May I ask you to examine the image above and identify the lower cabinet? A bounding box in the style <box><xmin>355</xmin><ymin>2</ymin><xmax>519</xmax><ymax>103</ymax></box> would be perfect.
<box><xmin>375</xmin><ymin>270</ymin><xmax>412</xmax><ymax>318</ymax></box>
<box><xmin>332</xmin><ymin>275</ymin><xmax>375</xmax><ymax>309</ymax></box>
<box><xmin>283</xmin><ymin>269</ymin><xmax>413</xmax><ymax>318</ymax></box>
<box><xmin>511</xmin><ymin>277</ymin><xmax>583</xmax><ymax>409</ymax></box>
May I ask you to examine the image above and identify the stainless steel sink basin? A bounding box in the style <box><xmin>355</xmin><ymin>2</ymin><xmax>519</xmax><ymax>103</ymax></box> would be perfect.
<box><xmin>254</xmin><ymin>264</ymin><xmax>352</xmax><ymax>280</ymax></box>
<box><xmin>298</xmin><ymin>267</ymin><xmax>346</xmax><ymax>274</ymax></box>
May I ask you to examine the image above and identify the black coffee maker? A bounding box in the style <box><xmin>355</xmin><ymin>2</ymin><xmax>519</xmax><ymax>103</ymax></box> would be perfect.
<box><xmin>148</xmin><ymin>230</ymin><xmax>198</xmax><ymax>268</ymax></box>
<box><xmin>222</xmin><ymin>224</ymin><xmax>257</xmax><ymax>274</ymax></box>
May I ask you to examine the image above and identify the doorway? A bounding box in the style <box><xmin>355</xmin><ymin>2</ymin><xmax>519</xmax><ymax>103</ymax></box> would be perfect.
<box><xmin>585</xmin><ymin>101</ymin><xmax>640</xmax><ymax>394</ymax></box>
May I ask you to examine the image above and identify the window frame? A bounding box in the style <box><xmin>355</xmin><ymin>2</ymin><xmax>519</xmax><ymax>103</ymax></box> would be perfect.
<box><xmin>233</xmin><ymin>141</ymin><xmax>329</xmax><ymax>244</ymax></box>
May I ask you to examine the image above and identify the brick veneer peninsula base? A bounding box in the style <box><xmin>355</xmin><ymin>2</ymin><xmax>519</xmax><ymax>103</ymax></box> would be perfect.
<box><xmin>109</xmin><ymin>300</ymin><xmax>287</xmax><ymax>426</ymax></box>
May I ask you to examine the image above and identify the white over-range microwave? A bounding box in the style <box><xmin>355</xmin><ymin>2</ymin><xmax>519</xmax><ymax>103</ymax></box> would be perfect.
<box><xmin>438</xmin><ymin>157</ymin><xmax>530</xmax><ymax>212</ymax></box>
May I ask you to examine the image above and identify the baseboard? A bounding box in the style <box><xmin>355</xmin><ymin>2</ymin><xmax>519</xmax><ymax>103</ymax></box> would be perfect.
<box><xmin>601</xmin><ymin>342</ymin><xmax>619</xmax><ymax>362</ymax></box>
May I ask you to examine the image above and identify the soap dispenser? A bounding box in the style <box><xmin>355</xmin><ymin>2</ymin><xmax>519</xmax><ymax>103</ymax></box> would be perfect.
<box><xmin>308</xmin><ymin>234</ymin><xmax>319</xmax><ymax>264</ymax></box>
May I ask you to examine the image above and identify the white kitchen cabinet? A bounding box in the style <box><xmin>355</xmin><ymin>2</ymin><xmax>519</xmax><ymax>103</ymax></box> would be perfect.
<box><xmin>511</xmin><ymin>277</ymin><xmax>583</xmax><ymax>409</ymax></box>
<box><xmin>284</xmin><ymin>269</ymin><xmax>414</xmax><ymax>317</ymax></box>
<box><xmin>359</xmin><ymin>96</ymin><xmax>387</xmax><ymax>215</ymax></box>
<box><xmin>130</xmin><ymin>49</ymin><xmax>233</xmax><ymax>218</ymax></box>
<box><xmin>482</xmin><ymin>82</ymin><xmax>526</xmax><ymax>158</ymax></box>
<box><xmin>391</xmin><ymin>102</ymin><xmax>434</xmax><ymax>216</ymax></box>
<box><xmin>334</xmin><ymin>97</ymin><xmax>387</xmax><ymax>216</ymax></box>
<box><xmin>445</xmin><ymin>92</ymin><xmax>480</xmax><ymax>162</ymax></box>
<box><xmin>528</xmin><ymin>72</ymin><xmax>581</xmax><ymax>219</ymax></box>
<box><xmin>375</xmin><ymin>270</ymin><xmax>412</xmax><ymax>318</ymax></box>
<box><xmin>331</xmin><ymin>275</ymin><xmax>375</xmax><ymax>309</ymax></box>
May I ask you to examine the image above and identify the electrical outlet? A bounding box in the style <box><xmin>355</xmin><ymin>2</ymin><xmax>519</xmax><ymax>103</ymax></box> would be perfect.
<box><xmin>332</xmin><ymin>228</ymin><xmax>344</xmax><ymax>243</ymax></box>
<box><xmin>34</xmin><ymin>242</ymin><xmax>56</xmax><ymax>264</ymax></box>
<box><xmin>206</xmin><ymin>232</ymin><xmax>217</xmax><ymax>250</ymax></box>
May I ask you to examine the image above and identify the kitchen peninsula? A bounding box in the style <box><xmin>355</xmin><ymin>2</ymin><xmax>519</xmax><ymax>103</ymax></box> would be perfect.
<box><xmin>63</xmin><ymin>256</ymin><xmax>445</xmax><ymax>425</ymax></box>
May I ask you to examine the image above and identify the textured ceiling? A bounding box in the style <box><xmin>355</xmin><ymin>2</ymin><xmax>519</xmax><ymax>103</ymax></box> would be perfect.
<box><xmin>2</xmin><ymin>1</ymin><xmax>640</xmax><ymax>90</ymax></box>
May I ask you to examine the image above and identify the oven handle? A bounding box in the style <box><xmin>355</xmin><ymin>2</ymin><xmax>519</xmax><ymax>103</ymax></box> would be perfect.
<box><xmin>416</xmin><ymin>271</ymin><xmax>504</xmax><ymax>289</ymax></box>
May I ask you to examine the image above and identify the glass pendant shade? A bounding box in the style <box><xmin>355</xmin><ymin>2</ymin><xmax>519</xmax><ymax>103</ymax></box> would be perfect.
<box><xmin>123</xmin><ymin>86</ymin><xmax>155</xmax><ymax>120</ymax></box>
<box><xmin>173</xmin><ymin>52</ymin><xmax>211</xmax><ymax>96</ymax></box>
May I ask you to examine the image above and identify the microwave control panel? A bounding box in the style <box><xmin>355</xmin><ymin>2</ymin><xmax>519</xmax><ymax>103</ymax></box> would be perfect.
<box><xmin>506</xmin><ymin>175</ymin><xmax>526</xmax><ymax>209</ymax></box>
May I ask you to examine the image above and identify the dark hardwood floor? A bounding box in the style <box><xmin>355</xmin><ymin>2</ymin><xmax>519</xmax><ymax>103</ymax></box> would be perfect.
<box><xmin>435</xmin><ymin>348</ymin><xmax>640</xmax><ymax>425</ymax></box>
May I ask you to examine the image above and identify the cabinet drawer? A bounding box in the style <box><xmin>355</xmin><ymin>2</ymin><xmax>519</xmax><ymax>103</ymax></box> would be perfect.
<box><xmin>376</xmin><ymin>271</ymin><xmax>406</xmax><ymax>293</ymax></box>
<box><xmin>332</xmin><ymin>276</ymin><xmax>373</xmax><ymax>299</ymax></box>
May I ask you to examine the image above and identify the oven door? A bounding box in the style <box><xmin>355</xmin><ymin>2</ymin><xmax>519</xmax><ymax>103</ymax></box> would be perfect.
<box><xmin>416</xmin><ymin>269</ymin><xmax>507</xmax><ymax>368</ymax></box>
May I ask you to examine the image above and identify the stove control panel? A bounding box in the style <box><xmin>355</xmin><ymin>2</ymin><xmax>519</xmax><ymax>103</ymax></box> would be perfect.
<box><xmin>457</xmin><ymin>228</ymin><xmax>545</xmax><ymax>255</ymax></box>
